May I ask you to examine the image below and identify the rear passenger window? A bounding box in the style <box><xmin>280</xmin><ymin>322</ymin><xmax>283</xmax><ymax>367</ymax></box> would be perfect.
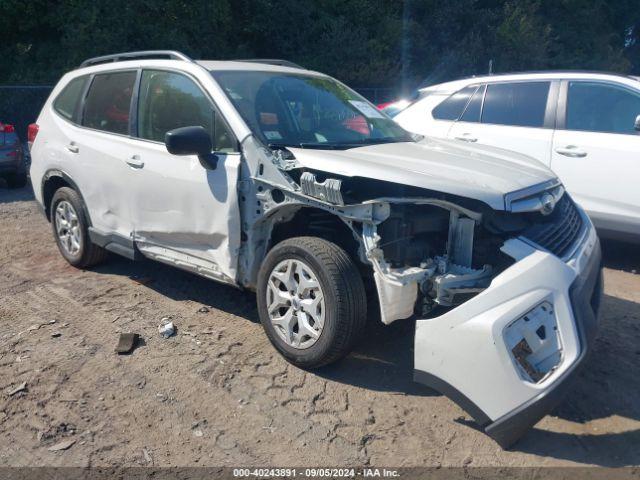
<box><xmin>432</xmin><ymin>86</ymin><xmax>478</xmax><ymax>121</ymax></box>
<box><xmin>82</xmin><ymin>71</ymin><xmax>137</xmax><ymax>135</ymax></box>
<box><xmin>460</xmin><ymin>85</ymin><xmax>485</xmax><ymax>123</ymax></box>
<box><xmin>137</xmin><ymin>70</ymin><xmax>236</xmax><ymax>152</ymax></box>
<box><xmin>482</xmin><ymin>82</ymin><xmax>550</xmax><ymax>128</ymax></box>
<box><xmin>54</xmin><ymin>76</ymin><xmax>88</xmax><ymax>122</ymax></box>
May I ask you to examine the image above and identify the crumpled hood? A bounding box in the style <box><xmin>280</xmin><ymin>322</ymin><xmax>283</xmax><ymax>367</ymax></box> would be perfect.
<box><xmin>288</xmin><ymin>137</ymin><xmax>557</xmax><ymax>211</ymax></box>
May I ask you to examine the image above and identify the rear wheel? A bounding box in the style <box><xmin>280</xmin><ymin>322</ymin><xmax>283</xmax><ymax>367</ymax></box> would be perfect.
<box><xmin>50</xmin><ymin>187</ymin><xmax>108</xmax><ymax>268</ymax></box>
<box><xmin>257</xmin><ymin>236</ymin><xmax>366</xmax><ymax>368</ymax></box>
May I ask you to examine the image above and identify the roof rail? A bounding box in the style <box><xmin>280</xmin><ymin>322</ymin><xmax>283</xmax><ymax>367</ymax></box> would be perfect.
<box><xmin>231</xmin><ymin>59</ymin><xmax>305</xmax><ymax>69</ymax></box>
<box><xmin>79</xmin><ymin>50</ymin><xmax>193</xmax><ymax>68</ymax></box>
<box><xmin>462</xmin><ymin>69</ymin><xmax>638</xmax><ymax>82</ymax></box>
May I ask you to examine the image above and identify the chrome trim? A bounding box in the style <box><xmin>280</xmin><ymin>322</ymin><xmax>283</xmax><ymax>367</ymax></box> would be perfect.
<box><xmin>504</xmin><ymin>179</ymin><xmax>563</xmax><ymax>212</ymax></box>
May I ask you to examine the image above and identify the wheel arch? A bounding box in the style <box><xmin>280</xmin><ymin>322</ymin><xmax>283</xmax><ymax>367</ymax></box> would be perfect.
<box><xmin>241</xmin><ymin>203</ymin><xmax>367</xmax><ymax>290</ymax></box>
<box><xmin>41</xmin><ymin>170</ymin><xmax>92</xmax><ymax>225</ymax></box>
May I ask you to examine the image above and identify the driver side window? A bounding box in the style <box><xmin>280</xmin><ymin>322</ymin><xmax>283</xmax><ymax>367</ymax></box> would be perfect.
<box><xmin>137</xmin><ymin>70</ymin><xmax>236</xmax><ymax>151</ymax></box>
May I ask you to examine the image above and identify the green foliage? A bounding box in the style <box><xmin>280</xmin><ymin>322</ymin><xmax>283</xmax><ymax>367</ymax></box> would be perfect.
<box><xmin>0</xmin><ymin>0</ymin><xmax>638</xmax><ymax>90</ymax></box>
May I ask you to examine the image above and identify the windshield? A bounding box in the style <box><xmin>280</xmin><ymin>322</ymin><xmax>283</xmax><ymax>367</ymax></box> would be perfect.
<box><xmin>211</xmin><ymin>71</ymin><xmax>414</xmax><ymax>149</ymax></box>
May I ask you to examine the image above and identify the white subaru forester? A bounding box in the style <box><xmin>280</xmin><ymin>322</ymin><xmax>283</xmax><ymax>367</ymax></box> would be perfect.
<box><xmin>30</xmin><ymin>51</ymin><xmax>602</xmax><ymax>448</ymax></box>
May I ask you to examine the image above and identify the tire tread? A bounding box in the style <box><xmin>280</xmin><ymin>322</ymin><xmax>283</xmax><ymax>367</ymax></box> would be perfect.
<box><xmin>258</xmin><ymin>236</ymin><xmax>366</xmax><ymax>368</ymax></box>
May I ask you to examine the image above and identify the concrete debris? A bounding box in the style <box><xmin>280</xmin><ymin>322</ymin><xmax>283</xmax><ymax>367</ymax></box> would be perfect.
<box><xmin>143</xmin><ymin>448</ymin><xmax>152</xmax><ymax>463</ymax></box>
<box><xmin>115</xmin><ymin>333</ymin><xmax>140</xmax><ymax>354</ymax></box>
<box><xmin>8</xmin><ymin>381</ymin><xmax>27</xmax><ymax>396</ymax></box>
<box><xmin>47</xmin><ymin>438</ymin><xmax>76</xmax><ymax>452</ymax></box>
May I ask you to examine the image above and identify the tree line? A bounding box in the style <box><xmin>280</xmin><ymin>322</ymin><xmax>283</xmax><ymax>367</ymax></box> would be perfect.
<box><xmin>1</xmin><ymin>0</ymin><xmax>638</xmax><ymax>92</ymax></box>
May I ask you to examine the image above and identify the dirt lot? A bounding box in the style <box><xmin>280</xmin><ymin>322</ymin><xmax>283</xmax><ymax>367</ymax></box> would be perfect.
<box><xmin>0</xmin><ymin>183</ymin><xmax>639</xmax><ymax>468</ymax></box>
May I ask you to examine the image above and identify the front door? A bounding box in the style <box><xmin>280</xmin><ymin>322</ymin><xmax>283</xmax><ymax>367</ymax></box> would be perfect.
<box><xmin>129</xmin><ymin>69</ymin><xmax>242</xmax><ymax>284</ymax></box>
<box><xmin>551</xmin><ymin>80</ymin><xmax>640</xmax><ymax>236</ymax></box>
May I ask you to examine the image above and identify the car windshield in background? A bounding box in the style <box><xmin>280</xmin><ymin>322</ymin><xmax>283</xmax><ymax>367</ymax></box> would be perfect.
<box><xmin>211</xmin><ymin>71</ymin><xmax>414</xmax><ymax>149</ymax></box>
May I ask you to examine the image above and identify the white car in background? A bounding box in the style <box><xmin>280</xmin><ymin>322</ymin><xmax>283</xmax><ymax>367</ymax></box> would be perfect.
<box><xmin>393</xmin><ymin>72</ymin><xmax>640</xmax><ymax>240</ymax></box>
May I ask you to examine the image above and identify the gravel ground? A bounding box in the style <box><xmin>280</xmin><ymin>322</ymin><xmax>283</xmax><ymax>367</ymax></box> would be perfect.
<box><xmin>0</xmin><ymin>183</ymin><xmax>639</xmax><ymax>468</ymax></box>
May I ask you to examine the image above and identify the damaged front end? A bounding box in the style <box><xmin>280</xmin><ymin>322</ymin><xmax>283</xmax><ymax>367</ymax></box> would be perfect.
<box><xmin>361</xmin><ymin>200</ymin><xmax>500</xmax><ymax>325</ymax></box>
<box><xmin>357</xmin><ymin>184</ymin><xmax>602</xmax><ymax>449</ymax></box>
<box><xmin>237</xmin><ymin>135</ymin><xmax>602</xmax><ymax>449</ymax></box>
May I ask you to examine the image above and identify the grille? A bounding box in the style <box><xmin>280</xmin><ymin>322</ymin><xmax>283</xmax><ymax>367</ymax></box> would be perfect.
<box><xmin>523</xmin><ymin>194</ymin><xmax>584</xmax><ymax>258</ymax></box>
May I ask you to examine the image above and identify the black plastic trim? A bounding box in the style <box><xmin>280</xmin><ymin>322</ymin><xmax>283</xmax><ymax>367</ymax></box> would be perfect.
<box><xmin>413</xmin><ymin>370</ymin><xmax>491</xmax><ymax>426</ymax></box>
<box><xmin>88</xmin><ymin>227</ymin><xmax>141</xmax><ymax>261</ymax></box>
<box><xmin>41</xmin><ymin>169</ymin><xmax>92</xmax><ymax>224</ymax></box>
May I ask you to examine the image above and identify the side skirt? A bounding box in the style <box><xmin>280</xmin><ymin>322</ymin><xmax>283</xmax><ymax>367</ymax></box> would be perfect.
<box><xmin>88</xmin><ymin>228</ymin><xmax>141</xmax><ymax>261</ymax></box>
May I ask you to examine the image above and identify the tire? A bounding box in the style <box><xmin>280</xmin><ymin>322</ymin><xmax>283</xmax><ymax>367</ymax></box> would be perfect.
<box><xmin>6</xmin><ymin>171</ymin><xmax>27</xmax><ymax>189</ymax></box>
<box><xmin>257</xmin><ymin>236</ymin><xmax>367</xmax><ymax>369</ymax></box>
<box><xmin>50</xmin><ymin>187</ymin><xmax>108</xmax><ymax>268</ymax></box>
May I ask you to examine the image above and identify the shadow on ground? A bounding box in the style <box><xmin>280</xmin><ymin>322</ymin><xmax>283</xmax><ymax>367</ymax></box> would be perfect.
<box><xmin>96</xmin><ymin>254</ymin><xmax>433</xmax><ymax>396</ymax></box>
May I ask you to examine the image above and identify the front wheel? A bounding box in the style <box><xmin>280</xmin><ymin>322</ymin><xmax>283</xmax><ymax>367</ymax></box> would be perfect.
<box><xmin>257</xmin><ymin>236</ymin><xmax>367</xmax><ymax>369</ymax></box>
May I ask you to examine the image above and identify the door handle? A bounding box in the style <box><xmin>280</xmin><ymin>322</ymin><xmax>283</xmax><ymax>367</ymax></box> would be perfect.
<box><xmin>454</xmin><ymin>134</ymin><xmax>478</xmax><ymax>143</ymax></box>
<box><xmin>125</xmin><ymin>155</ymin><xmax>144</xmax><ymax>169</ymax></box>
<box><xmin>555</xmin><ymin>146</ymin><xmax>587</xmax><ymax>158</ymax></box>
<box><xmin>66</xmin><ymin>142</ymin><xmax>79</xmax><ymax>153</ymax></box>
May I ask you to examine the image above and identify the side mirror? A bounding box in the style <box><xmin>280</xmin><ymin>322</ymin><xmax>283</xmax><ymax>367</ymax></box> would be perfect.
<box><xmin>165</xmin><ymin>126</ymin><xmax>218</xmax><ymax>169</ymax></box>
<box><xmin>635</xmin><ymin>115</ymin><xmax>640</xmax><ymax>131</ymax></box>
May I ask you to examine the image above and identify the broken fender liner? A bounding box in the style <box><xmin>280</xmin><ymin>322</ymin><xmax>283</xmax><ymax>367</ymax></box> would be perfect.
<box><xmin>414</xmin><ymin>240</ymin><xmax>603</xmax><ymax>449</ymax></box>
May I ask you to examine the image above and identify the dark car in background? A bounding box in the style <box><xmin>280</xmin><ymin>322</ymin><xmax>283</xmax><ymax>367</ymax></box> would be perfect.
<box><xmin>0</xmin><ymin>122</ymin><xmax>27</xmax><ymax>188</ymax></box>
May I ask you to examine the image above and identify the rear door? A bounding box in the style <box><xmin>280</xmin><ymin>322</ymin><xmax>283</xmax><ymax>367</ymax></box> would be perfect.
<box><xmin>551</xmin><ymin>80</ymin><xmax>640</xmax><ymax>236</ymax></box>
<box><xmin>447</xmin><ymin>81</ymin><xmax>557</xmax><ymax>167</ymax></box>
<box><xmin>128</xmin><ymin>69</ymin><xmax>242</xmax><ymax>284</ymax></box>
<box><xmin>74</xmin><ymin>70</ymin><xmax>139</xmax><ymax>239</ymax></box>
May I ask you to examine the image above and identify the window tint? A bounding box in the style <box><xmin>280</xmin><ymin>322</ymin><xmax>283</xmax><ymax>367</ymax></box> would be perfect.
<box><xmin>82</xmin><ymin>71</ymin><xmax>136</xmax><ymax>135</ymax></box>
<box><xmin>212</xmin><ymin>70</ymin><xmax>412</xmax><ymax>147</ymax></box>
<box><xmin>567</xmin><ymin>82</ymin><xmax>640</xmax><ymax>135</ymax></box>
<box><xmin>138</xmin><ymin>70</ymin><xmax>236</xmax><ymax>152</ymax></box>
<box><xmin>432</xmin><ymin>86</ymin><xmax>477</xmax><ymax>121</ymax></box>
<box><xmin>54</xmin><ymin>76</ymin><xmax>88</xmax><ymax>122</ymax></box>
<box><xmin>482</xmin><ymin>82</ymin><xmax>550</xmax><ymax>127</ymax></box>
<box><xmin>460</xmin><ymin>85</ymin><xmax>485</xmax><ymax>123</ymax></box>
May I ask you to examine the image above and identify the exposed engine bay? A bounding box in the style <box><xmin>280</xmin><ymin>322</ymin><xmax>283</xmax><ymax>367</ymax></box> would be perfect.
<box><xmin>361</xmin><ymin>201</ymin><xmax>512</xmax><ymax>324</ymax></box>
<box><xmin>238</xmin><ymin>136</ymin><xmax>577</xmax><ymax>327</ymax></box>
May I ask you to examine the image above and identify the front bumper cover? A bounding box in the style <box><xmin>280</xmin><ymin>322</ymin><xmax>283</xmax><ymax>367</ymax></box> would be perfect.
<box><xmin>414</xmin><ymin>226</ymin><xmax>603</xmax><ymax>449</ymax></box>
<box><xmin>484</xmin><ymin>237</ymin><xmax>602</xmax><ymax>448</ymax></box>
